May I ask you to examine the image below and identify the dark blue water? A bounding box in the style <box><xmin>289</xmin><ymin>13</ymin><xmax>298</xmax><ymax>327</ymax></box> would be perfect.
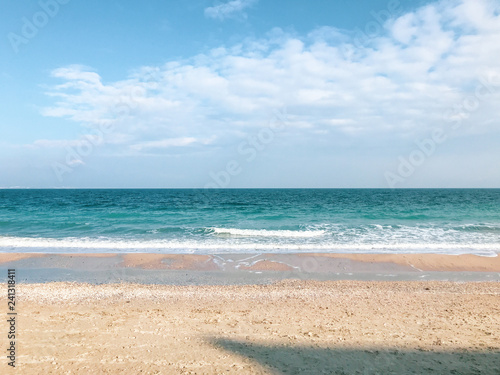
<box><xmin>0</xmin><ymin>189</ymin><xmax>499</xmax><ymax>255</ymax></box>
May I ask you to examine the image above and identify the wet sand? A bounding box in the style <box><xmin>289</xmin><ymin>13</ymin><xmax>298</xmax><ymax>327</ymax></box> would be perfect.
<box><xmin>1</xmin><ymin>252</ymin><xmax>499</xmax><ymax>284</ymax></box>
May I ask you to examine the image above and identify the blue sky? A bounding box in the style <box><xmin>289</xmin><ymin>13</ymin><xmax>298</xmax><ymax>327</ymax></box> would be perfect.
<box><xmin>1</xmin><ymin>0</ymin><xmax>499</xmax><ymax>188</ymax></box>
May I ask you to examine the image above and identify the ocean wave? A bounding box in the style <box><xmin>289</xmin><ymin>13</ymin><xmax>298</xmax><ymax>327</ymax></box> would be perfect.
<box><xmin>0</xmin><ymin>236</ymin><xmax>498</xmax><ymax>256</ymax></box>
<box><xmin>452</xmin><ymin>223</ymin><xmax>500</xmax><ymax>233</ymax></box>
<box><xmin>209</xmin><ymin>227</ymin><xmax>327</xmax><ymax>238</ymax></box>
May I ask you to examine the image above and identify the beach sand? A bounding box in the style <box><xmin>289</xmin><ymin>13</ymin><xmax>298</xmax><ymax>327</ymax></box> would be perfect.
<box><xmin>1</xmin><ymin>253</ymin><xmax>499</xmax><ymax>374</ymax></box>
<box><xmin>1</xmin><ymin>280</ymin><xmax>498</xmax><ymax>374</ymax></box>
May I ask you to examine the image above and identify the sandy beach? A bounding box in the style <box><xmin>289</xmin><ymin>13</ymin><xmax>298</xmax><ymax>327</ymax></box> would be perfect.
<box><xmin>0</xmin><ymin>280</ymin><xmax>498</xmax><ymax>374</ymax></box>
<box><xmin>1</xmin><ymin>252</ymin><xmax>499</xmax><ymax>374</ymax></box>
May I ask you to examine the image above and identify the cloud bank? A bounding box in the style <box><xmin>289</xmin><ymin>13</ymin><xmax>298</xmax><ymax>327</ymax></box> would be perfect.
<box><xmin>40</xmin><ymin>0</ymin><xmax>500</xmax><ymax>163</ymax></box>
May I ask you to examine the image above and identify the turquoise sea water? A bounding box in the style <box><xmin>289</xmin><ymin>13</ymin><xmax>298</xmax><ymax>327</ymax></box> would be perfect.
<box><xmin>0</xmin><ymin>189</ymin><xmax>499</xmax><ymax>255</ymax></box>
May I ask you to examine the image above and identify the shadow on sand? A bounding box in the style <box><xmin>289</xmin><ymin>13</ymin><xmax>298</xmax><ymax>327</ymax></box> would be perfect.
<box><xmin>210</xmin><ymin>337</ymin><xmax>499</xmax><ymax>375</ymax></box>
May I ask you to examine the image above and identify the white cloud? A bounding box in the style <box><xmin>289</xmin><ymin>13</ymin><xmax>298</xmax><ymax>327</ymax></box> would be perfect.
<box><xmin>67</xmin><ymin>159</ymin><xmax>85</xmax><ymax>167</ymax></box>
<box><xmin>41</xmin><ymin>0</ymin><xmax>500</xmax><ymax>158</ymax></box>
<box><xmin>33</xmin><ymin>137</ymin><xmax>101</xmax><ymax>149</ymax></box>
<box><xmin>204</xmin><ymin>0</ymin><xmax>257</xmax><ymax>21</ymax></box>
<box><xmin>391</xmin><ymin>13</ymin><xmax>418</xmax><ymax>44</ymax></box>
<box><xmin>130</xmin><ymin>137</ymin><xmax>215</xmax><ymax>151</ymax></box>
<box><xmin>325</xmin><ymin>119</ymin><xmax>356</xmax><ymax>126</ymax></box>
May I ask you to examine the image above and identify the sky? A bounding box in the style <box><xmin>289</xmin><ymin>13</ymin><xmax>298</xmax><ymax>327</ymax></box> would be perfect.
<box><xmin>0</xmin><ymin>0</ymin><xmax>499</xmax><ymax>188</ymax></box>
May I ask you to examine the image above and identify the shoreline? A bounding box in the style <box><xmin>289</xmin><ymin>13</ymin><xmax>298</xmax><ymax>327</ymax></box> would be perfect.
<box><xmin>1</xmin><ymin>252</ymin><xmax>499</xmax><ymax>284</ymax></box>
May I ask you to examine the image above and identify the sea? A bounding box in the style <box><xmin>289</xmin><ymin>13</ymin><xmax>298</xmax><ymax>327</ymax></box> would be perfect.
<box><xmin>0</xmin><ymin>189</ymin><xmax>499</xmax><ymax>256</ymax></box>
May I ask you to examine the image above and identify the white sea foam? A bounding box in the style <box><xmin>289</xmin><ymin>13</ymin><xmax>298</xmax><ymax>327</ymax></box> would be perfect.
<box><xmin>0</xmin><ymin>236</ymin><xmax>499</xmax><ymax>256</ymax></box>
<box><xmin>210</xmin><ymin>227</ymin><xmax>326</xmax><ymax>238</ymax></box>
